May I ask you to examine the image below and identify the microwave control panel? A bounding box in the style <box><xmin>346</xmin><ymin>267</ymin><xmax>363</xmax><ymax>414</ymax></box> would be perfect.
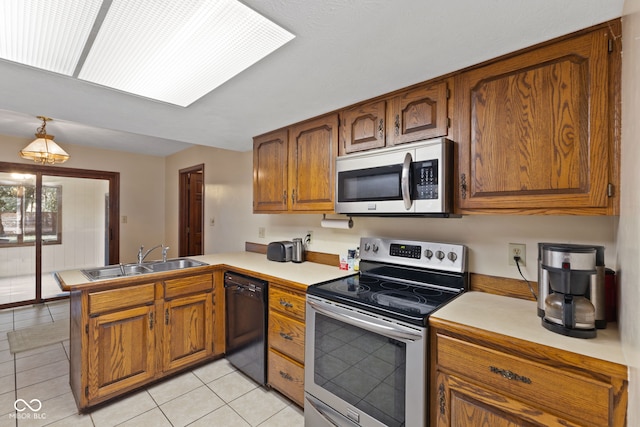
<box><xmin>412</xmin><ymin>159</ymin><xmax>438</xmax><ymax>200</ymax></box>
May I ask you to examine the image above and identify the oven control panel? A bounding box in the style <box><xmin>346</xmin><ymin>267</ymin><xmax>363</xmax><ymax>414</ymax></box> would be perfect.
<box><xmin>360</xmin><ymin>237</ymin><xmax>467</xmax><ymax>273</ymax></box>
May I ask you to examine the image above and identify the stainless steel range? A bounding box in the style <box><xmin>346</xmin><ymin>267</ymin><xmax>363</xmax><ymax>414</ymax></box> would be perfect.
<box><xmin>305</xmin><ymin>237</ymin><xmax>468</xmax><ymax>427</ymax></box>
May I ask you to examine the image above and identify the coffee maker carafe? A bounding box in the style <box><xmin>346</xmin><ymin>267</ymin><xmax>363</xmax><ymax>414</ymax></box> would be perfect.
<box><xmin>537</xmin><ymin>243</ymin><xmax>606</xmax><ymax>339</ymax></box>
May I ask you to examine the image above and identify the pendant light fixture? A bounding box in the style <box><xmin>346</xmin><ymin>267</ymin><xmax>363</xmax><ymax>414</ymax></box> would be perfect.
<box><xmin>19</xmin><ymin>116</ymin><xmax>70</xmax><ymax>165</ymax></box>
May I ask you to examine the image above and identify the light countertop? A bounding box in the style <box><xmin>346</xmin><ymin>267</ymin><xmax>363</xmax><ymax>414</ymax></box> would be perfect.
<box><xmin>56</xmin><ymin>251</ymin><xmax>356</xmax><ymax>290</ymax></box>
<box><xmin>432</xmin><ymin>291</ymin><xmax>626</xmax><ymax>367</ymax></box>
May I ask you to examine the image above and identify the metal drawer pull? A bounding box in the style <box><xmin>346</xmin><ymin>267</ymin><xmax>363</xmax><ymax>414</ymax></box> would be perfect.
<box><xmin>279</xmin><ymin>371</ymin><xmax>293</xmax><ymax>381</ymax></box>
<box><xmin>279</xmin><ymin>332</ymin><xmax>293</xmax><ymax>341</ymax></box>
<box><xmin>279</xmin><ymin>299</ymin><xmax>293</xmax><ymax>308</ymax></box>
<box><xmin>490</xmin><ymin>366</ymin><xmax>532</xmax><ymax>384</ymax></box>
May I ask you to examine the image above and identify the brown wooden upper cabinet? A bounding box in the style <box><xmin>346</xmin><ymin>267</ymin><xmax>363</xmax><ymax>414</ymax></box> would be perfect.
<box><xmin>253</xmin><ymin>129</ymin><xmax>289</xmax><ymax>212</ymax></box>
<box><xmin>454</xmin><ymin>23</ymin><xmax>620</xmax><ymax>214</ymax></box>
<box><xmin>254</xmin><ymin>114</ymin><xmax>338</xmax><ymax>213</ymax></box>
<box><xmin>340</xmin><ymin>80</ymin><xmax>450</xmax><ymax>155</ymax></box>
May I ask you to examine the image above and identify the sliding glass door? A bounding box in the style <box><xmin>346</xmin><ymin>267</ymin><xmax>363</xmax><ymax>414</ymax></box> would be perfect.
<box><xmin>40</xmin><ymin>175</ymin><xmax>111</xmax><ymax>300</ymax></box>
<box><xmin>0</xmin><ymin>163</ymin><xmax>119</xmax><ymax>308</ymax></box>
<box><xmin>0</xmin><ymin>172</ymin><xmax>37</xmax><ymax>304</ymax></box>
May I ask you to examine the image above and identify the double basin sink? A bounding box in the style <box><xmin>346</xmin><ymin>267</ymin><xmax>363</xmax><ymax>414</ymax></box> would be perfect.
<box><xmin>81</xmin><ymin>258</ymin><xmax>208</xmax><ymax>281</ymax></box>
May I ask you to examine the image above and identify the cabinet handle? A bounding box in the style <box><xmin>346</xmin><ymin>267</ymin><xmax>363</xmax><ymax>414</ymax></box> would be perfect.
<box><xmin>149</xmin><ymin>312</ymin><xmax>154</xmax><ymax>330</ymax></box>
<box><xmin>378</xmin><ymin>119</ymin><xmax>384</xmax><ymax>139</ymax></box>
<box><xmin>279</xmin><ymin>370</ymin><xmax>293</xmax><ymax>381</ymax></box>
<box><xmin>490</xmin><ymin>366</ymin><xmax>532</xmax><ymax>384</ymax></box>
<box><xmin>395</xmin><ymin>114</ymin><xmax>400</xmax><ymax>136</ymax></box>
<box><xmin>291</xmin><ymin>189</ymin><xmax>296</xmax><ymax>204</ymax></box>
<box><xmin>165</xmin><ymin>308</ymin><xmax>169</xmax><ymax>325</ymax></box>
<box><xmin>438</xmin><ymin>382</ymin><xmax>445</xmax><ymax>415</ymax></box>
<box><xmin>279</xmin><ymin>299</ymin><xmax>293</xmax><ymax>308</ymax></box>
<box><xmin>460</xmin><ymin>173</ymin><xmax>467</xmax><ymax>200</ymax></box>
<box><xmin>279</xmin><ymin>332</ymin><xmax>293</xmax><ymax>341</ymax></box>
<box><xmin>283</xmin><ymin>190</ymin><xmax>287</xmax><ymax>204</ymax></box>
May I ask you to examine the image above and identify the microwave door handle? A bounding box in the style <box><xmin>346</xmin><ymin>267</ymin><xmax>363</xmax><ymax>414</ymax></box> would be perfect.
<box><xmin>401</xmin><ymin>152</ymin><xmax>413</xmax><ymax>210</ymax></box>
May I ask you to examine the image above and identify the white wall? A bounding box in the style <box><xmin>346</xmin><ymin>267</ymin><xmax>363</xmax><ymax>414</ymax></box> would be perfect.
<box><xmin>619</xmin><ymin>1</ymin><xmax>640</xmax><ymax>424</ymax></box>
<box><xmin>164</xmin><ymin>145</ymin><xmax>252</xmax><ymax>257</ymax></box>
<box><xmin>0</xmin><ymin>135</ymin><xmax>166</xmax><ymax>264</ymax></box>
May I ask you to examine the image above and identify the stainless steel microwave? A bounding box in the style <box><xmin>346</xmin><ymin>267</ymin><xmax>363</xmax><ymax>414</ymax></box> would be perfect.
<box><xmin>335</xmin><ymin>138</ymin><xmax>453</xmax><ymax>215</ymax></box>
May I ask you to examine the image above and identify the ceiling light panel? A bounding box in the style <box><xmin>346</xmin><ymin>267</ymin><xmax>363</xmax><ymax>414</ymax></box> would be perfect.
<box><xmin>78</xmin><ymin>0</ymin><xmax>295</xmax><ymax>107</ymax></box>
<box><xmin>0</xmin><ymin>0</ymin><xmax>102</xmax><ymax>75</ymax></box>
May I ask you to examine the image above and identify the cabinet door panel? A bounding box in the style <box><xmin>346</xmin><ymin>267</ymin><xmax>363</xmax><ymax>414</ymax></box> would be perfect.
<box><xmin>268</xmin><ymin>311</ymin><xmax>305</xmax><ymax>363</ymax></box>
<box><xmin>387</xmin><ymin>81</ymin><xmax>449</xmax><ymax>145</ymax></box>
<box><xmin>437</xmin><ymin>373</ymin><xmax>581</xmax><ymax>427</ymax></box>
<box><xmin>268</xmin><ymin>349</ymin><xmax>304</xmax><ymax>406</ymax></box>
<box><xmin>253</xmin><ymin>129</ymin><xmax>289</xmax><ymax>212</ymax></box>
<box><xmin>88</xmin><ymin>305</ymin><xmax>156</xmax><ymax>400</ymax></box>
<box><xmin>341</xmin><ymin>100</ymin><xmax>386</xmax><ymax>154</ymax></box>
<box><xmin>456</xmin><ymin>28</ymin><xmax>611</xmax><ymax>210</ymax></box>
<box><xmin>163</xmin><ymin>292</ymin><xmax>213</xmax><ymax>372</ymax></box>
<box><xmin>288</xmin><ymin>114</ymin><xmax>338</xmax><ymax>211</ymax></box>
<box><xmin>269</xmin><ymin>286</ymin><xmax>306</xmax><ymax>321</ymax></box>
<box><xmin>437</xmin><ymin>333</ymin><xmax>610</xmax><ymax>426</ymax></box>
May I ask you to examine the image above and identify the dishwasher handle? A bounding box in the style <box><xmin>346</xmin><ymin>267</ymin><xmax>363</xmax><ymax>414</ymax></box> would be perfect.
<box><xmin>224</xmin><ymin>273</ymin><xmax>267</xmax><ymax>297</ymax></box>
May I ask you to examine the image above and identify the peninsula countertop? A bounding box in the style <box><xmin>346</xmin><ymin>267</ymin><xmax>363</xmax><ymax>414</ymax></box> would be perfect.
<box><xmin>55</xmin><ymin>251</ymin><xmax>356</xmax><ymax>291</ymax></box>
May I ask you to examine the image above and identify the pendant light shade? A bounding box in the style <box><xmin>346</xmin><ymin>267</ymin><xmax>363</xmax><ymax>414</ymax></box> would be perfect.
<box><xmin>19</xmin><ymin>116</ymin><xmax>69</xmax><ymax>164</ymax></box>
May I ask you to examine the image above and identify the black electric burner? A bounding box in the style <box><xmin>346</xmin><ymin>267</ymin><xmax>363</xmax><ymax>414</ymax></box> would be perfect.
<box><xmin>308</xmin><ymin>237</ymin><xmax>468</xmax><ymax>326</ymax></box>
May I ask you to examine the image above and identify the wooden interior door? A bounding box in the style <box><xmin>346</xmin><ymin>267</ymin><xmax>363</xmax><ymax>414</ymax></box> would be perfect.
<box><xmin>179</xmin><ymin>165</ymin><xmax>204</xmax><ymax>257</ymax></box>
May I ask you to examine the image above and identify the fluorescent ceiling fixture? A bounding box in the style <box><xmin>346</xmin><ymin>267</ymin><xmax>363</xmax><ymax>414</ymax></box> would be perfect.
<box><xmin>0</xmin><ymin>0</ymin><xmax>295</xmax><ymax>107</ymax></box>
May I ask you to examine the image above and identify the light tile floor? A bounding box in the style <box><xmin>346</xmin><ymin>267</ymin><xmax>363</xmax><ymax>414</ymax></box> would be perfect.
<box><xmin>0</xmin><ymin>300</ymin><xmax>304</xmax><ymax>427</ymax></box>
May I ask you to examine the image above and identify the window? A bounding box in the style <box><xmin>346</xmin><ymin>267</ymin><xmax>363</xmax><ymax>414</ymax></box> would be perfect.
<box><xmin>0</xmin><ymin>183</ymin><xmax>62</xmax><ymax>246</ymax></box>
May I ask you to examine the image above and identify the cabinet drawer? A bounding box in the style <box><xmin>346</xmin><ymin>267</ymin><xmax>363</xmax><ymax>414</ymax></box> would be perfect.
<box><xmin>269</xmin><ymin>287</ymin><xmax>305</xmax><ymax>321</ymax></box>
<box><xmin>164</xmin><ymin>273</ymin><xmax>212</xmax><ymax>300</ymax></box>
<box><xmin>268</xmin><ymin>350</ymin><xmax>304</xmax><ymax>406</ymax></box>
<box><xmin>269</xmin><ymin>311</ymin><xmax>305</xmax><ymax>363</ymax></box>
<box><xmin>436</xmin><ymin>333</ymin><xmax>612</xmax><ymax>426</ymax></box>
<box><xmin>89</xmin><ymin>283</ymin><xmax>155</xmax><ymax>315</ymax></box>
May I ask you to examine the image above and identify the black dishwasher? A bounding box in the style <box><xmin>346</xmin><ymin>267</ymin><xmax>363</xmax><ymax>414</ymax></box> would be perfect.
<box><xmin>224</xmin><ymin>271</ymin><xmax>268</xmax><ymax>385</ymax></box>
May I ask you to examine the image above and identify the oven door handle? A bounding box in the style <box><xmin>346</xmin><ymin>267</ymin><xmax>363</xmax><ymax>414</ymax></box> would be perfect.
<box><xmin>307</xmin><ymin>299</ymin><xmax>423</xmax><ymax>341</ymax></box>
<box><xmin>401</xmin><ymin>152</ymin><xmax>413</xmax><ymax>210</ymax></box>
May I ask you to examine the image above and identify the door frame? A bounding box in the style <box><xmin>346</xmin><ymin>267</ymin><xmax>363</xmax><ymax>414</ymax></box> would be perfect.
<box><xmin>178</xmin><ymin>164</ymin><xmax>204</xmax><ymax>257</ymax></box>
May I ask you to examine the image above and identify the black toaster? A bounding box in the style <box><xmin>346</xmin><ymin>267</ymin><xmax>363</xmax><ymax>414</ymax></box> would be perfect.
<box><xmin>267</xmin><ymin>241</ymin><xmax>293</xmax><ymax>262</ymax></box>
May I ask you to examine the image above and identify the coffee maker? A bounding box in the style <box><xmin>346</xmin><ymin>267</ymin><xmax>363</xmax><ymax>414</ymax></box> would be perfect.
<box><xmin>537</xmin><ymin>243</ymin><xmax>606</xmax><ymax>338</ymax></box>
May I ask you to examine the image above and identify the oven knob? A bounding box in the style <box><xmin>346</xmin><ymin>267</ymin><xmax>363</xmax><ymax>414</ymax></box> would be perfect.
<box><xmin>424</xmin><ymin>249</ymin><xmax>433</xmax><ymax>259</ymax></box>
<box><xmin>372</xmin><ymin>243</ymin><xmax>379</xmax><ymax>253</ymax></box>
<box><xmin>364</xmin><ymin>243</ymin><xmax>371</xmax><ymax>252</ymax></box>
<box><xmin>448</xmin><ymin>252</ymin><xmax>458</xmax><ymax>262</ymax></box>
<box><xmin>435</xmin><ymin>250</ymin><xmax>445</xmax><ymax>260</ymax></box>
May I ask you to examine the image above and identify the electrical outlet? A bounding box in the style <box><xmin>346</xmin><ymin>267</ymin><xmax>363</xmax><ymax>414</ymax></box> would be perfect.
<box><xmin>305</xmin><ymin>230</ymin><xmax>313</xmax><ymax>245</ymax></box>
<box><xmin>508</xmin><ymin>243</ymin><xmax>526</xmax><ymax>266</ymax></box>
<box><xmin>258</xmin><ymin>227</ymin><xmax>265</xmax><ymax>238</ymax></box>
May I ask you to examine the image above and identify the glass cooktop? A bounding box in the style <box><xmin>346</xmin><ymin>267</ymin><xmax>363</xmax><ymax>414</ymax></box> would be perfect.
<box><xmin>308</xmin><ymin>271</ymin><xmax>462</xmax><ymax>326</ymax></box>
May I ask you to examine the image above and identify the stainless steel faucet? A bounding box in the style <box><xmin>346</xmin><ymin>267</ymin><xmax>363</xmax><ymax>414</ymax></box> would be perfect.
<box><xmin>162</xmin><ymin>246</ymin><xmax>170</xmax><ymax>262</ymax></box>
<box><xmin>137</xmin><ymin>244</ymin><xmax>164</xmax><ymax>264</ymax></box>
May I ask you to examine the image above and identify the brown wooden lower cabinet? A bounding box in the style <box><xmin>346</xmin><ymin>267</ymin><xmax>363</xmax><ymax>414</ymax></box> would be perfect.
<box><xmin>70</xmin><ymin>271</ymin><xmax>222</xmax><ymax>410</ymax></box>
<box><xmin>268</xmin><ymin>349</ymin><xmax>304</xmax><ymax>405</ymax></box>
<box><xmin>431</xmin><ymin>319</ymin><xmax>628</xmax><ymax>427</ymax></box>
<box><xmin>267</xmin><ymin>283</ymin><xmax>306</xmax><ymax>406</ymax></box>
<box><xmin>87</xmin><ymin>303</ymin><xmax>156</xmax><ymax>401</ymax></box>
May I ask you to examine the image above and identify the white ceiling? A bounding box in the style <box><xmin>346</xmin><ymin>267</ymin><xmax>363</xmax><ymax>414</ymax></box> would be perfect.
<box><xmin>0</xmin><ymin>0</ymin><xmax>625</xmax><ymax>157</ymax></box>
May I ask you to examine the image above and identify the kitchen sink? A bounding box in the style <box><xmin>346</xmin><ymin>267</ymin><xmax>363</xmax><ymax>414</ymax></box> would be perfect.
<box><xmin>81</xmin><ymin>258</ymin><xmax>208</xmax><ymax>281</ymax></box>
<box><xmin>82</xmin><ymin>264</ymin><xmax>153</xmax><ymax>280</ymax></box>
<box><xmin>148</xmin><ymin>258</ymin><xmax>208</xmax><ymax>272</ymax></box>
